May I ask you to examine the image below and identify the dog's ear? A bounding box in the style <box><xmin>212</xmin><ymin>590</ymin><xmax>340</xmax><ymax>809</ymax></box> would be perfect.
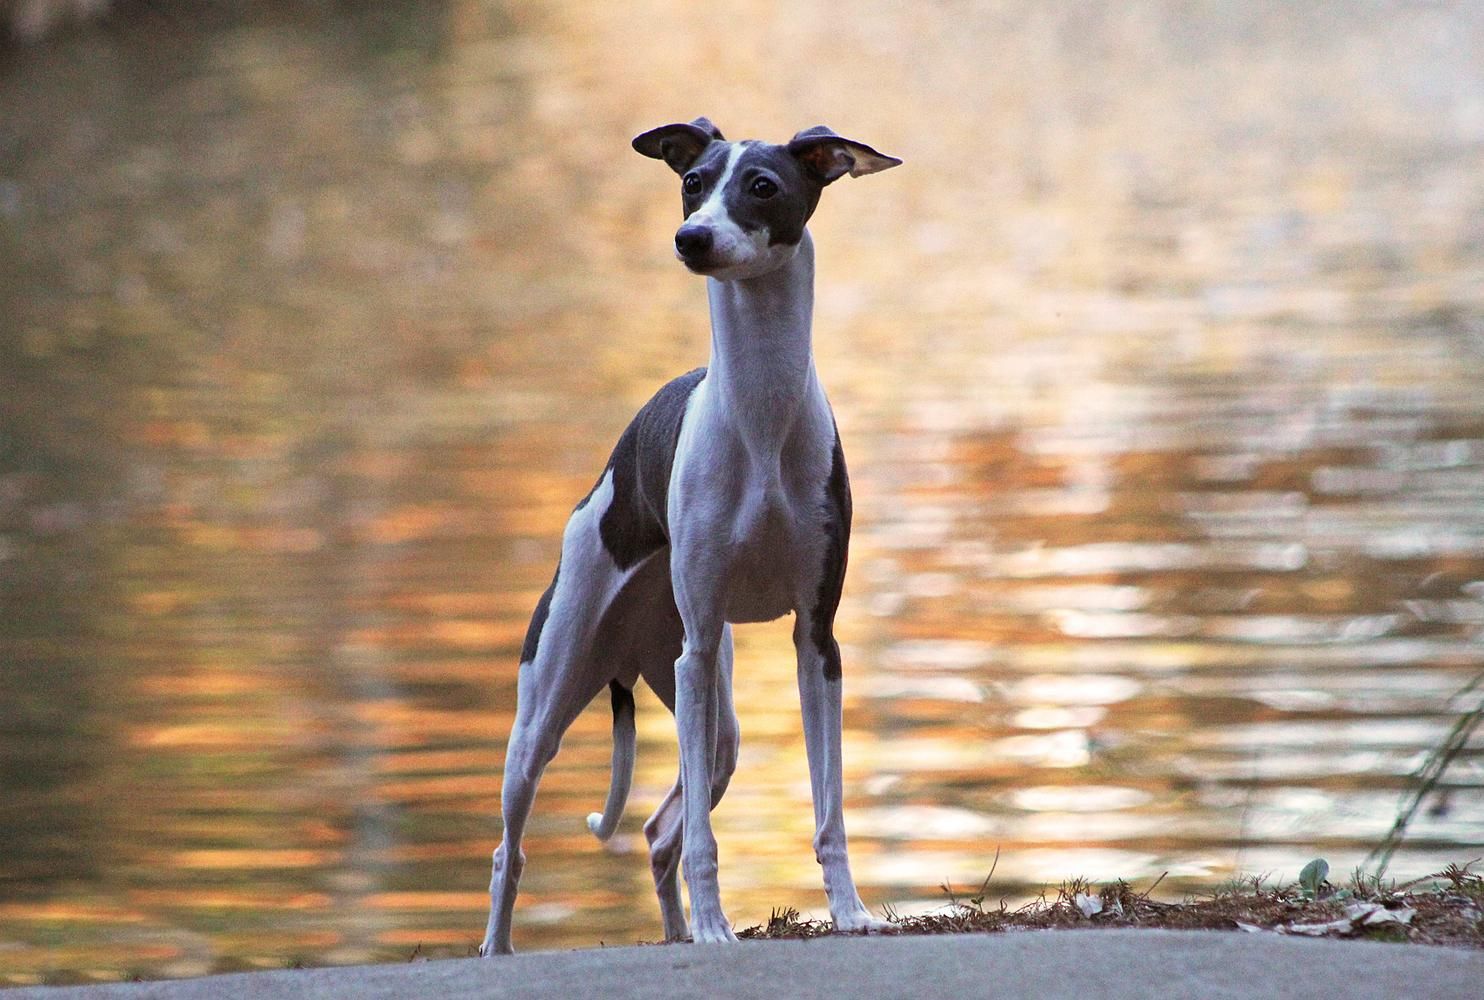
<box><xmin>632</xmin><ymin>117</ymin><xmax>726</xmax><ymax>174</ymax></box>
<box><xmin>787</xmin><ymin>126</ymin><xmax>901</xmax><ymax>184</ymax></box>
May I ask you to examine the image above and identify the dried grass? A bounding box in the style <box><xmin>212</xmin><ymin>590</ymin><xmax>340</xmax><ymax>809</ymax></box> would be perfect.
<box><xmin>736</xmin><ymin>862</ymin><xmax>1484</xmax><ymax>949</ymax></box>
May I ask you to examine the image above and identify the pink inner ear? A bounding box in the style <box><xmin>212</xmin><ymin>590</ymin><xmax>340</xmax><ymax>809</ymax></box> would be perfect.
<box><xmin>802</xmin><ymin>143</ymin><xmax>855</xmax><ymax>181</ymax></box>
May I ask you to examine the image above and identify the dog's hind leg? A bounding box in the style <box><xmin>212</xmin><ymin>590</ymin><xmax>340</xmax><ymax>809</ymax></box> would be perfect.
<box><xmin>480</xmin><ymin>478</ymin><xmax>630</xmax><ymax>957</ymax></box>
<box><xmin>641</xmin><ymin>779</ymin><xmax>685</xmax><ymax>940</ymax></box>
<box><xmin>641</xmin><ymin>625</ymin><xmax>737</xmax><ymax>942</ymax></box>
<box><xmin>481</xmin><ymin>650</ymin><xmax>605</xmax><ymax>955</ymax></box>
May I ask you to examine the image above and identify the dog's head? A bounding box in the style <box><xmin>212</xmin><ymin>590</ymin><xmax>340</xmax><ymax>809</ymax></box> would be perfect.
<box><xmin>633</xmin><ymin>118</ymin><xmax>900</xmax><ymax>281</ymax></box>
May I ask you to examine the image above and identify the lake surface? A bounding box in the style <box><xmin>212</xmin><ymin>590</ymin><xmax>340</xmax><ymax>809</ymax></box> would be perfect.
<box><xmin>2</xmin><ymin>0</ymin><xmax>1482</xmax><ymax>985</ymax></box>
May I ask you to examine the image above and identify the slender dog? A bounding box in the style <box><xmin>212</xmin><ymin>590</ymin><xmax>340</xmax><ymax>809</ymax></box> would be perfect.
<box><xmin>479</xmin><ymin>118</ymin><xmax>900</xmax><ymax>955</ymax></box>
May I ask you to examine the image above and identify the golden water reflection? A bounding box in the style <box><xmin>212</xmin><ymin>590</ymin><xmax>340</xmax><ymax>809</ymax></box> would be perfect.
<box><xmin>3</xmin><ymin>0</ymin><xmax>1484</xmax><ymax>985</ymax></box>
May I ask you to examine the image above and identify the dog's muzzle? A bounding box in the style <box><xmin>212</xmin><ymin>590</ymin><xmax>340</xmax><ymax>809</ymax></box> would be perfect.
<box><xmin>674</xmin><ymin>224</ymin><xmax>714</xmax><ymax>267</ymax></box>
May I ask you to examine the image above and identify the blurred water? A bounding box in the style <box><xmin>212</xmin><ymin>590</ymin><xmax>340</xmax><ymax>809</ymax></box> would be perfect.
<box><xmin>2</xmin><ymin>0</ymin><xmax>1483</xmax><ymax>985</ymax></box>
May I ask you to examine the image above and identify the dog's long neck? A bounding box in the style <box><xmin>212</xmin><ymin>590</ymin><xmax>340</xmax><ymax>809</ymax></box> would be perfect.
<box><xmin>703</xmin><ymin>230</ymin><xmax>817</xmax><ymax>454</ymax></box>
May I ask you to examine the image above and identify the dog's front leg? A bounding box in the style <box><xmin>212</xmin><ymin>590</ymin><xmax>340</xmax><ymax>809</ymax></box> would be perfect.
<box><xmin>673</xmin><ymin>638</ymin><xmax>736</xmax><ymax>942</ymax></box>
<box><xmin>670</xmin><ymin>558</ymin><xmax>736</xmax><ymax>944</ymax></box>
<box><xmin>793</xmin><ymin>614</ymin><xmax>886</xmax><ymax>933</ymax></box>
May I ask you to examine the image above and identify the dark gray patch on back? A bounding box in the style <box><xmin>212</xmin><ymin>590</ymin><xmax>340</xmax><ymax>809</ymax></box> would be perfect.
<box><xmin>524</xmin><ymin>369</ymin><xmax>703</xmax><ymax>664</ymax></box>
<box><xmin>598</xmin><ymin>367</ymin><xmax>707</xmax><ymax>569</ymax></box>
<box><xmin>810</xmin><ymin>425</ymin><xmax>851</xmax><ymax>680</ymax></box>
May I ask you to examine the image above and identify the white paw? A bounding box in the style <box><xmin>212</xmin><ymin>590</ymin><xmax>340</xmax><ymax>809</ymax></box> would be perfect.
<box><xmin>689</xmin><ymin>911</ymin><xmax>739</xmax><ymax>944</ymax></box>
<box><xmin>833</xmin><ymin>908</ymin><xmax>890</xmax><ymax>934</ymax></box>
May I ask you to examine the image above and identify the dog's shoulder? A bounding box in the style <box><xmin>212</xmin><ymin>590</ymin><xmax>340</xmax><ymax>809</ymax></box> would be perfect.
<box><xmin>585</xmin><ymin>367</ymin><xmax>707</xmax><ymax>569</ymax></box>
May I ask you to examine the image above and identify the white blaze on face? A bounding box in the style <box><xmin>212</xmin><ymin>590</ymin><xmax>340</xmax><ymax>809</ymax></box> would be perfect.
<box><xmin>678</xmin><ymin>142</ymin><xmax>783</xmax><ymax>279</ymax></box>
<box><xmin>687</xmin><ymin>143</ymin><xmax>743</xmax><ymax>229</ymax></box>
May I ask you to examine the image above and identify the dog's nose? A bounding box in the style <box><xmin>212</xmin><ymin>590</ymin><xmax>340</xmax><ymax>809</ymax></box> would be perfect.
<box><xmin>674</xmin><ymin>225</ymin><xmax>713</xmax><ymax>262</ymax></box>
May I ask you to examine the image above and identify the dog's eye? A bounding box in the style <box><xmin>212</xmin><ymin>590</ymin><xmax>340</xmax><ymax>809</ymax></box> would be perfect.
<box><xmin>750</xmin><ymin>176</ymin><xmax>778</xmax><ymax>199</ymax></box>
<box><xmin>683</xmin><ymin>173</ymin><xmax>703</xmax><ymax>196</ymax></box>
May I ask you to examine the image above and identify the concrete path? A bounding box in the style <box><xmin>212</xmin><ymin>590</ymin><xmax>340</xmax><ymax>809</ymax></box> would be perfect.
<box><xmin>12</xmin><ymin>930</ymin><xmax>1482</xmax><ymax>1000</ymax></box>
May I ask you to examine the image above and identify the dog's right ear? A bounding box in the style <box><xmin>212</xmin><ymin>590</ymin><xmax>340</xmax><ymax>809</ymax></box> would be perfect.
<box><xmin>632</xmin><ymin>117</ymin><xmax>726</xmax><ymax>174</ymax></box>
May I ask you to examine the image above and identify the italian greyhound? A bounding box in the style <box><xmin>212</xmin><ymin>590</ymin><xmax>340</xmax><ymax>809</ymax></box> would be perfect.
<box><xmin>479</xmin><ymin>118</ymin><xmax>901</xmax><ymax>955</ymax></box>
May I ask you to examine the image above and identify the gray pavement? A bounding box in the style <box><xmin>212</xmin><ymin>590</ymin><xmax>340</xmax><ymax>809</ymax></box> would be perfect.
<box><xmin>11</xmin><ymin>930</ymin><xmax>1482</xmax><ymax>1000</ymax></box>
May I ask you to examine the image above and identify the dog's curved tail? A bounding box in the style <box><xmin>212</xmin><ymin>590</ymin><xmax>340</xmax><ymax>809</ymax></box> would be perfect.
<box><xmin>586</xmin><ymin>680</ymin><xmax>636</xmax><ymax>841</ymax></box>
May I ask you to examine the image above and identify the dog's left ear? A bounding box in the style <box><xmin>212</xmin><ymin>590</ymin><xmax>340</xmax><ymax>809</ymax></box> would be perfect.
<box><xmin>787</xmin><ymin>126</ymin><xmax>902</xmax><ymax>184</ymax></box>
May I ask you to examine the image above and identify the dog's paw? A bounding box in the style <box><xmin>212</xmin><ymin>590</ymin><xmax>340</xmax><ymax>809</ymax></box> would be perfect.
<box><xmin>832</xmin><ymin>908</ymin><xmax>891</xmax><ymax>934</ymax></box>
<box><xmin>689</xmin><ymin>910</ymin><xmax>739</xmax><ymax>944</ymax></box>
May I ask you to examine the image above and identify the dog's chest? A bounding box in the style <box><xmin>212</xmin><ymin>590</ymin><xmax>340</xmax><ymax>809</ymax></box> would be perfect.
<box><xmin>667</xmin><ymin>374</ymin><xmax>840</xmax><ymax>624</ymax></box>
<box><xmin>722</xmin><ymin>490</ymin><xmax>820</xmax><ymax>623</ymax></box>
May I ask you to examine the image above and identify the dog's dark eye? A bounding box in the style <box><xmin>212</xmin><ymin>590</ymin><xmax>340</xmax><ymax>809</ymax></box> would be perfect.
<box><xmin>750</xmin><ymin>176</ymin><xmax>778</xmax><ymax>199</ymax></box>
<box><xmin>683</xmin><ymin>173</ymin><xmax>703</xmax><ymax>196</ymax></box>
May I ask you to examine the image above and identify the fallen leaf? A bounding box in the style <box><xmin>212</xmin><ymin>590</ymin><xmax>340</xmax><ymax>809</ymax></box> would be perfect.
<box><xmin>1282</xmin><ymin>917</ymin><xmax>1354</xmax><ymax>937</ymax></box>
<box><xmin>1357</xmin><ymin>906</ymin><xmax>1414</xmax><ymax>927</ymax></box>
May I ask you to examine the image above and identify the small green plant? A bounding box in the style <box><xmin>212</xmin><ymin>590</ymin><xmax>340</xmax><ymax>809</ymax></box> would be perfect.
<box><xmin>1298</xmin><ymin>858</ymin><xmax>1329</xmax><ymax>898</ymax></box>
<box><xmin>943</xmin><ymin>845</ymin><xmax>1001</xmax><ymax>916</ymax></box>
<box><xmin>1297</xmin><ymin>858</ymin><xmax>1353</xmax><ymax>902</ymax></box>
